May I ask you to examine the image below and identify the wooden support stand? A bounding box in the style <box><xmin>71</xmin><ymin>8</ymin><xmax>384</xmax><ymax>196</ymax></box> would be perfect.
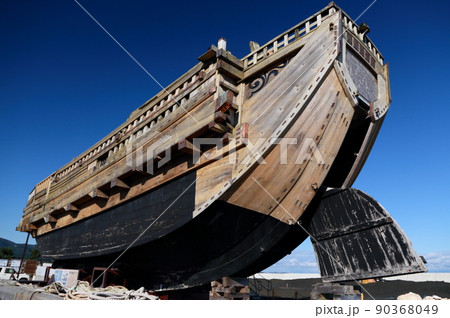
<box><xmin>310</xmin><ymin>282</ymin><xmax>362</xmax><ymax>300</ymax></box>
<box><xmin>209</xmin><ymin>277</ymin><xmax>250</xmax><ymax>300</ymax></box>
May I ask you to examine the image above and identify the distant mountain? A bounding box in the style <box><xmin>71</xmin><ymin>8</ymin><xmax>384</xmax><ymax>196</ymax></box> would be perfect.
<box><xmin>0</xmin><ymin>237</ymin><xmax>37</xmax><ymax>259</ymax></box>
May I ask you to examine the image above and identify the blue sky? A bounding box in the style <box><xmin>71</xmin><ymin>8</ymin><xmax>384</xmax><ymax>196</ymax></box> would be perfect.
<box><xmin>1</xmin><ymin>1</ymin><xmax>449</xmax><ymax>272</ymax></box>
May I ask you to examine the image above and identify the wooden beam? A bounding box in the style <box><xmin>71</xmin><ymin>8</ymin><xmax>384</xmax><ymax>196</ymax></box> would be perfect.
<box><xmin>208</xmin><ymin>122</ymin><xmax>230</xmax><ymax>134</ymax></box>
<box><xmin>214</xmin><ymin>111</ymin><xmax>227</xmax><ymax>123</ymax></box>
<box><xmin>43</xmin><ymin>215</ymin><xmax>57</xmax><ymax>224</ymax></box>
<box><xmin>89</xmin><ymin>189</ymin><xmax>109</xmax><ymax>200</ymax></box>
<box><xmin>216</xmin><ymin>90</ymin><xmax>235</xmax><ymax>112</ymax></box>
<box><xmin>198</xmin><ymin>45</ymin><xmax>218</xmax><ymax>63</ymax></box>
<box><xmin>241</xmin><ymin>122</ymin><xmax>249</xmax><ymax>139</ymax></box>
<box><xmin>219</xmin><ymin>81</ymin><xmax>239</xmax><ymax>95</ymax></box>
<box><xmin>178</xmin><ymin>139</ymin><xmax>200</xmax><ymax>155</ymax></box>
<box><xmin>64</xmin><ymin>204</ymin><xmax>79</xmax><ymax>212</ymax></box>
<box><xmin>216</xmin><ymin>60</ymin><xmax>244</xmax><ymax>81</ymax></box>
<box><xmin>132</xmin><ymin>167</ymin><xmax>150</xmax><ymax>175</ymax></box>
<box><xmin>216</xmin><ymin>49</ymin><xmax>244</xmax><ymax>69</ymax></box>
<box><xmin>110</xmin><ymin>178</ymin><xmax>129</xmax><ymax>190</ymax></box>
<box><xmin>27</xmin><ymin>224</ymin><xmax>38</xmax><ymax>231</ymax></box>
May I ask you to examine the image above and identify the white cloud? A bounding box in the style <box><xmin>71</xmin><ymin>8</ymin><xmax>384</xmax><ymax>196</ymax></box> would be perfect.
<box><xmin>262</xmin><ymin>247</ymin><xmax>450</xmax><ymax>274</ymax></box>
<box><xmin>263</xmin><ymin>249</ymin><xmax>319</xmax><ymax>273</ymax></box>
<box><xmin>422</xmin><ymin>251</ymin><xmax>450</xmax><ymax>272</ymax></box>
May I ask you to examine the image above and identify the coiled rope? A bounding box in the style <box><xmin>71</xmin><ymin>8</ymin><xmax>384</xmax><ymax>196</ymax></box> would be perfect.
<box><xmin>35</xmin><ymin>280</ymin><xmax>158</xmax><ymax>300</ymax></box>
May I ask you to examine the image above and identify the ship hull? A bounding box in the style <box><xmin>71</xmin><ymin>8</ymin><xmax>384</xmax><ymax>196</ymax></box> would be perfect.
<box><xmin>22</xmin><ymin>4</ymin><xmax>394</xmax><ymax>291</ymax></box>
<box><xmin>41</xmin><ymin>196</ymin><xmax>309</xmax><ymax>290</ymax></box>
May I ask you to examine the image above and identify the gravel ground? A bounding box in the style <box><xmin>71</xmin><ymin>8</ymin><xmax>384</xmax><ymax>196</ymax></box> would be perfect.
<box><xmin>249</xmin><ymin>278</ymin><xmax>450</xmax><ymax>300</ymax></box>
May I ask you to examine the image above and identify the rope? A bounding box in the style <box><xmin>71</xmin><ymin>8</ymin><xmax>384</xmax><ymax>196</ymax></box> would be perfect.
<box><xmin>37</xmin><ymin>281</ymin><xmax>68</xmax><ymax>297</ymax></box>
<box><xmin>14</xmin><ymin>279</ymin><xmax>158</xmax><ymax>300</ymax></box>
<box><xmin>63</xmin><ymin>281</ymin><xmax>159</xmax><ymax>300</ymax></box>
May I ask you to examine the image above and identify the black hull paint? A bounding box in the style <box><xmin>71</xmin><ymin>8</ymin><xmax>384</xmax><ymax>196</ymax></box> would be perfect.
<box><xmin>37</xmin><ymin>172</ymin><xmax>197</xmax><ymax>260</ymax></box>
<box><xmin>37</xmin><ymin>171</ymin><xmax>311</xmax><ymax>290</ymax></box>
<box><xmin>46</xmin><ymin>200</ymin><xmax>308</xmax><ymax>290</ymax></box>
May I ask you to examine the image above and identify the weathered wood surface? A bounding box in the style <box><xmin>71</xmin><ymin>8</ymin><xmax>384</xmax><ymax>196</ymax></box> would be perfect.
<box><xmin>223</xmin><ymin>12</ymin><xmax>341</xmax><ymax>222</ymax></box>
<box><xmin>308</xmin><ymin>188</ymin><xmax>427</xmax><ymax>281</ymax></box>
<box><xmin>19</xmin><ymin>3</ymin><xmax>391</xmax><ymax>247</ymax></box>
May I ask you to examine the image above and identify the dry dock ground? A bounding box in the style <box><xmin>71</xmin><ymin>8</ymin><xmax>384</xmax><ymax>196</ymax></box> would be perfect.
<box><xmin>251</xmin><ymin>278</ymin><xmax>450</xmax><ymax>300</ymax></box>
<box><xmin>1</xmin><ymin>277</ymin><xmax>449</xmax><ymax>300</ymax></box>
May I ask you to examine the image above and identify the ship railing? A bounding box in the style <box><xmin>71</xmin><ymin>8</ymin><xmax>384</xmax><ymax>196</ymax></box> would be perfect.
<box><xmin>46</xmin><ymin>63</ymin><xmax>215</xmax><ymax>191</ymax></box>
<box><xmin>241</xmin><ymin>5</ymin><xmax>336</xmax><ymax>70</ymax></box>
<box><xmin>241</xmin><ymin>3</ymin><xmax>384</xmax><ymax>70</ymax></box>
<box><xmin>341</xmin><ymin>12</ymin><xmax>384</xmax><ymax>65</ymax></box>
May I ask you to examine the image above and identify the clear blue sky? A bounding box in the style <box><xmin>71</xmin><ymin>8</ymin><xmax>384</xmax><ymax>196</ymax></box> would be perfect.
<box><xmin>1</xmin><ymin>1</ymin><xmax>449</xmax><ymax>272</ymax></box>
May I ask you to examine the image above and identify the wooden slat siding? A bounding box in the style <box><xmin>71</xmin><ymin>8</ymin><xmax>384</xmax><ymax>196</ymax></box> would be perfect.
<box><xmin>370</xmin><ymin>63</ymin><xmax>391</xmax><ymax>121</ymax></box>
<box><xmin>29</xmin><ymin>93</ymin><xmax>218</xmax><ymax>226</ymax></box>
<box><xmin>273</xmin><ymin>75</ymin><xmax>354</xmax><ymax>223</ymax></box>
<box><xmin>334</xmin><ymin>60</ymin><xmax>358</xmax><ymax>107</ymax></box>
<box><xmin>341</xmin><ymin>117</ymin><xmax>384</xmax><ymax>188</ymax></box>
<box><xmin>25</xmin><ymin>73</ymin><xmax>217</xmax><ymax>220</ymax></box>
<box><xmin>25</xmin><ymin>62</ymin><xmax>215</xmax><ymax>210</ymax></box>
<box><xmin>31</xmin><ymin>55</ymin><xmax>244</xmax><ymax>234</ymax></box>
<box><xmin>216</xmin><ymin>15</ymin><xmax>341</xmax><ymax>220</ymax></box>
<box><xmin>242</xmin><ymin>13</ymin><xmax>338</xmax><ymax>142</ymax></box>
<box><xmin>226</xmin><ymin>68</ymin><xmax>346</xmax><ymax>220</ymax></box>
<box><xmin>47</xmin><ymin>68</ymin><xmax>217</xmax><ymax>193</ymax></box>
<box><xmin>33</xmin><ymin>133</ymin><xmax>246</xmax><ymax>235</ymax></box>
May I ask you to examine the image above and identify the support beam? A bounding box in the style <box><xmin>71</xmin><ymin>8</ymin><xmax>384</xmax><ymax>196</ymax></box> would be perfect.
<box><xmin>64</xmin><ymin>204</ymin><xmax>79</xmax><ymax>213</ymax></box>
<box><xmin>43</xmin><ymin>215</ymin><xmax>57</xmax><ymax>224</ymax></box>
<box><xmin>215</xmin><ymin>90</ymin><xmax>235</xmax><ymax>112</ymax></box>
<box><xmin>214</xmin><ymin>111</ymin><xmax>227</xmax><ymax>123</ymax></box>
<box><xmin>110</xmin><ymin>178</ymin><xmax>130</xmax><ymax>190</ymax></box>
<box><xmin>89</xmin><ymin>189</ymin><xmax>109</xmax><ymax>200</ymax></box>
<box><xmin>208</xmin><ymin>122</ymin><xmax>230</xmax><ymax>134</ymax></box>
<box><xmin>26</xmin><ymin>224</ymin><xmax>37</xmax><ymax>231</ymax></box>
<box><xmin>64</xmin><ymin>204</ymin><xmax>80</xmax><ymax>218</ymax></box>
<box><xmin>178</xmin><ymin>139</ymin><xmax>200</xmax><ymax>155</ymax></box>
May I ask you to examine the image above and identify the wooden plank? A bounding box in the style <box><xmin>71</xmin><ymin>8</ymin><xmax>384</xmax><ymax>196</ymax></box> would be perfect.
<box><xmin>219</xmin><ymin>81</ymin><xmax>239</xmax><ymax>95</ymax></box>
<box><xmin>29</xmin><ymin>94</ymin><xmax>217</xmax><ymax>225</ymax></box>
<box><xmin>216</xmin><ymin>49</ymin><xmax>244</xmax><ymax>69</ymax></box>
<box><xmin>198</xmin><ymin>45</ymin><xmax>218</xmax><ymax>62</ymax></box>
<box><xmin>110</xmin><ymin>178</ymin><xmax>129</xmax><ymax>189</ymax></box>
<box><xmin>219</xmin><ymin>15</ymin><xmax>340</xmax><ymax>219</ymax></box>
<box><xmin>208</xmin><ymin>122</ymin><xmax>230</xmax><ymax>134</ymax></box>
<box><xmin>227</xmin><ymin>70</ymin><xmax>343</xmax><ymax>218</ymax></box>
<box><xmin>33</xmin><ymin>133</ymin><xmax>245</xmax><ymax>235</ymax></box>
<box><xmin>35</xmin><ymin>83</ymin><xmax>217</xmax><ymax>216</ymax></box>
<box><xmin>43</xmin><ymin>215</ymin><xmax>57</xmax><ymax>224</ymax></box>
<box><xmin>216</xmin><ymin>60</ymin><xmax>244</xmax><ymax>81</ymax></box>
<box><xmin>63</xmin><ymin>204</ymin><xmax>79</xmax><ymax>212</ymax></box>
<box><xmin>272</xmin><ymin>75</ymin><xmax>354</xmax><ymax>223</ymax></box>
<box><xmin>88</xmin><ymin>189</ymin><xmax>108</xmax><ymax>200</ymax></box>
<box><xmin>214</xmin><ymin>111</ymin><xmax>227</xmax><ymax>123</ymax></box>
<box><xmin>178</xmin><ymin>139</ymin><xmax>200</xmax><ymax>155</ymax></box>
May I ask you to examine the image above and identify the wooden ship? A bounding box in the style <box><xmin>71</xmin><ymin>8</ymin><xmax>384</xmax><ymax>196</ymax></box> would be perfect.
<box><xmin>17</xmin><ymin>3</ymin><xmax>426</xmax><ymax>290</ymax></box>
